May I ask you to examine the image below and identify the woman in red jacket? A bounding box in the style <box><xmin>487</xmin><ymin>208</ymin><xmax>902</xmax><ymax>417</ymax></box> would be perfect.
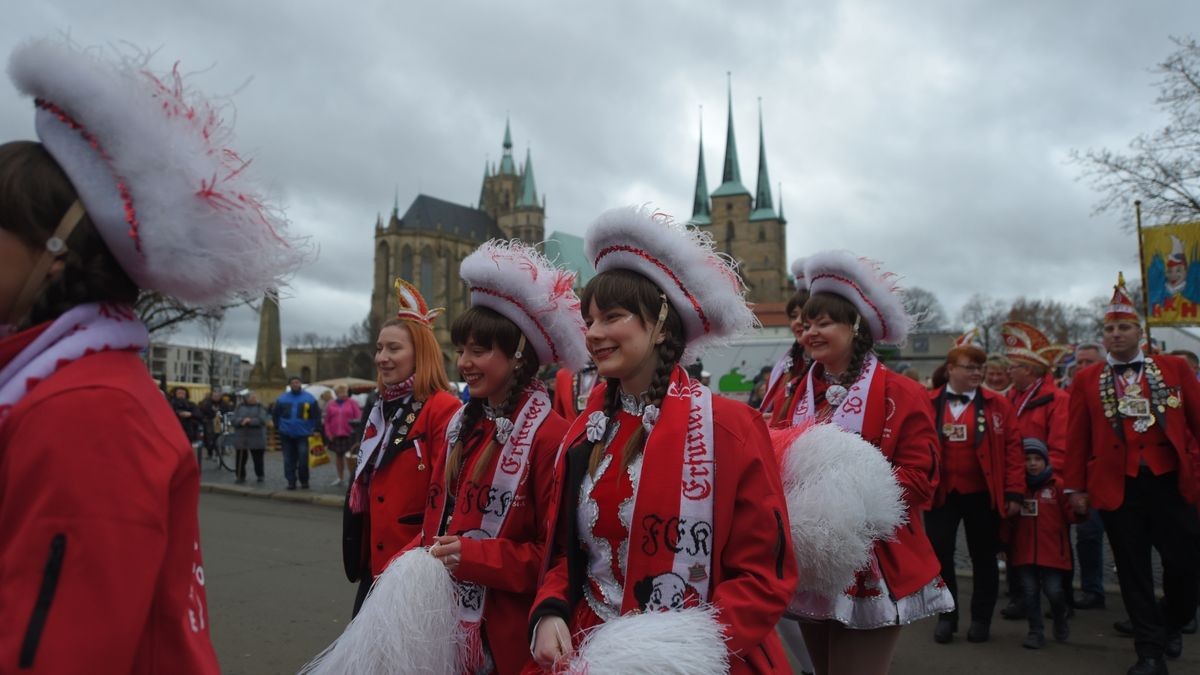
<box><xmin>409</xmin><ymin>240</ymin><xmax>586</xmax><ymax>674</ymax></box>
<box><xmin>761</xmin><ymin>256</ymin><xmax>811</xmax><ymax>426</ymax></box>
<box><xmin>0</xmin><ymin>39</ymin><xmax>309</xmax><ymax>673</ymax></box>
<box><xmin>529</xmin><ymin>206</ymin><xmax>796</xmax><ymax>674</ymax></box>
<box><xmin>786</xmin><ymin>250</ymin><xmax>952</xmax><ymax>675</ymax></box>
<box><xmin>343</xmin><ymin>279</ymin><xmax>462</xmax><ymax>615</ymax></box>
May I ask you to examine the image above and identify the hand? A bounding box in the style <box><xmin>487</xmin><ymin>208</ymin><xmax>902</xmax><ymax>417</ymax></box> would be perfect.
<box><xmin>430</xmin><ymin>535</ymin><xmax>462</xmax><ymax>572</ymax></box>
<box><xmin>180</xmin><ymin>411</ymin><xmax>192</xmax><ymax>418</ymax></box>
<box><xmin>531</xmin><ymin>616</ymin><xmax>573</xmax><ymax>669</ymax></box>
<box><xmin>1005</xmin><ymin>501</ymin><xmax>1021</xmax><ymax>518</ymax></box>
<box><xmin>241</xmin><ymin>418</ymin><xmax>251</xmax><ymax>426</ymax></box>
<box><xmin>1068</xmin><ymin>492</ymin><xmax>1089</xmax><ymax>516</ymax></box>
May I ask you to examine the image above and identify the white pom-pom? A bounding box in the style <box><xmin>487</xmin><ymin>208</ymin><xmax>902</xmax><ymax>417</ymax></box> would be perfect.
<box><xmin>779</xmin><ymin>423</ymin><xmax>907</xmax><ymax>594</ymax></box>
<box><xmin>566</xmin><ymin>606</ymin><xmax>729</xmax><ymax>675</ymax></box>
<box><xmin>299</xmin><ymin>548</ymin><xmax>459</xmax><ymax>674</ymax></box>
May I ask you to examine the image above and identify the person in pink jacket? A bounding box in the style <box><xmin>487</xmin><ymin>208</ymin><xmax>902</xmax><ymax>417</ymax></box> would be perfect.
<box><xmin>324</xmin><ymin>384</ymin><xmax>363</xmax><ymax>486</ymax></box>
<box><xmin>0</xmin><ymin>38</ymin><xmax>309</xmax><ymax>673</ymax></box>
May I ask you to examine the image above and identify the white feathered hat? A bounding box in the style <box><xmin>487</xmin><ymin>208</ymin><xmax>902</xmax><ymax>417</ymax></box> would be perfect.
<box><xmin>460</xmin><ymin>239</ymin><xmax>589</xmax><ymax>371</ymax></box>
<box><xmin>7</xmin><ymin>38</ymin><xmax>310</xmax><ymax>305</ymax></box>
<box><xmin>804</xmin><ymin>250</ymin><xmax>911</xmax><ymax>345</ymax></box>
<box><xmin>790</xmin><ymin>256</ymin><xmax>808</xmax><ymax>291</ymax></box>
<box><xmin>586</xmin><ymin>206</ymin><xmax>757</xmax><ymax>361</ymax></box>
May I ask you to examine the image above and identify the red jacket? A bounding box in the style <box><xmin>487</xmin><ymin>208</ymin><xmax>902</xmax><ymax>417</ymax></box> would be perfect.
<box><xmin>552</xmin><ymin>368</ymin><xmax>579</xmax><ymax>423</ymax></box>
<box><xmin>1008</xmin><ymin>374</ymin><xmax>1070</xmax><ymax>474</ymax></box>
<box><xmin>0</xmin><ymin>350</ymin><xmax>219</xmax><ymax>674</ymax></box>
<box><xmin>1065</xmin><ymin>356</ymin><xmax>1200</xmax><ymax>511</ymax></box>
<box><xmin>416</xmin><ymin>398</ymin><xmax>567</xmax><ymax>675</ymax></box>
<box><xmin>364</xmin><ymin>390</ymin><xmax>461</xmax><ymax>576</ymax></box>
<box><xmin>1003</xmin><ymin>475</ymin><xmax>1078</xmax><ymax>570</ymax></box>
<box><xmin>929</xmin><ymin>386</ymin><xmax>1025</xmax><ymax>513</ymax></box>
<box><xmin>531</xmin><ymin>393</ymin><xmax>797</xmax><ymax>674</ymax></box>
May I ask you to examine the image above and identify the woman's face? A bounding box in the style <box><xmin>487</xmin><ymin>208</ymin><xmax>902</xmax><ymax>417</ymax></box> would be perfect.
<box><xmin>375</xmin><ymin>324</ymin><xmax>415</xmax><ymax>386</ymax></box>
<box><xmin>0</xmin><ymin>229</ymin><xmax>40</xmax><ymax>325</ymax></box>
<box><xmin>800</xmin><ymin>313</ymin><xmax>855</xmax><ymax>367</ymax></box>
<box><xmin>788</xmin><ymin>305</ymin><xmax>805</xmax><ymax>342</ymax></box>
<box><xmin>583</xmin><ymin>299</ymin><xmax>656</xmax><ymax>382</ymax></box>
<box><xmin>455</xmin><ymin>337</ymin><xmax>516</xmax><ymax>403</ymax></box>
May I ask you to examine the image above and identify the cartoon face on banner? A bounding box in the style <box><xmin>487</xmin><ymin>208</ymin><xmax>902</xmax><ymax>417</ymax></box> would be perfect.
<box><xmin>1143</xmin><ymin>223</ymin><xmax>1200</xmax><ymax>325</ymax></box>
<box><xmin>632</xmin><ymin>572</ymin><xmax>701</xmax><ymax>612</ymax></box>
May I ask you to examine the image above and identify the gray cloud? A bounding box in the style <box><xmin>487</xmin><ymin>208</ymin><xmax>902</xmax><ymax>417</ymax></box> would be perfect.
<box><xmin>2</xmin><ymin>0</ymin><xmax>1194</xmax><ymax>360</ymax></box>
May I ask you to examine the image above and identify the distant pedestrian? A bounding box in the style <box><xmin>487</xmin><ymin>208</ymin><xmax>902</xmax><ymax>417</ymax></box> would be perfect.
<box><xmin>232</xmin><ymin>391</ymin><xmax>269</xmax><ymax>483</ymax></box>
<box><xmin>272</xmin><ymin>377</ymin><xmax>321</xmax><ymax>490</ymax></box>
<box><xmin>323</xmin><ymin>384</ymin><xmax>361</xmax><ymax>486</ymax></box>
<box><xmin>170</xmin><ymin>387</ymin><xmax>202</xmax><ymax>451</ymax></box>
<box><xmin>1004</xmin><ymin>438</ymin><xmax>1078</xmax><ymax>649</ymax></box>
<box><xmin>198</xmin><ymin>390</ymin><xmax>224</xmax><ymax>459</ymax></box>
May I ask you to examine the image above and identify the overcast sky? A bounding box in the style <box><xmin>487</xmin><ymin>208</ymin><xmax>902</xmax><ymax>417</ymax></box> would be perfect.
<box><xmin>3</xmin><ymin>0</ymin><xmax>1194</xmax><ymax>361</ymax></box>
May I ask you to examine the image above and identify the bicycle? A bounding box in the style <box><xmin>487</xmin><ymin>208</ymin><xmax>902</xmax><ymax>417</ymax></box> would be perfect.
<box><xmin>212</xmin><ymin>412</ymin><xmax>237</xmax><ymax>473</ymax></box>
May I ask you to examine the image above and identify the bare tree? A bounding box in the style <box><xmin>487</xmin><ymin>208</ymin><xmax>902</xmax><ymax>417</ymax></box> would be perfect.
<box><xmin>958</xmin><ymin>293</ymin><xmax>1009</xmax><ymax>351</ymax></box>
<box><xmin>197</xmin><ymin>308</ymin><xmax>227</xmax><ymax>389</ymax></box>
<box><xmin>902</xmin><ymin>287</ymin><xmax>949</xmax><ymax>333</ymax></box>
<box><xmin>1072</xmin><ymin>36</ymin><xmax>1200</xmax><ymax>227</ymax></box>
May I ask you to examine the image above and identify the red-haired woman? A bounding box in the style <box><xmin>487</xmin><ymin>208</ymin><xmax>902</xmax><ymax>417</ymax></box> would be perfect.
<box><xmin>760</xmin><ymin>257</ymin><xmax>812</xmax><ymax>428</ymax></box>
<box><xmin>343</xmin><ymin>279</ymin><xmax>461</xmax><ymax>615</ymax></box>
<box><xmin>786</xmin><ymin>251</ymin><xmax>952</xmax><ymax>675</ymax></box>
<box><xmin>529</xmin><ymin>207</ymin><xmax>796</xmax><ymax>674</ymax></box>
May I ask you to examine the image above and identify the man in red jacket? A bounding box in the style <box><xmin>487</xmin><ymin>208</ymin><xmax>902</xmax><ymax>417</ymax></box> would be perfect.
<box><xmin>926</xmin><ymin>342</ymin><xmax>1024</xmax><ymax>645</ymax></box>
<box><xmin>1065</xmin><ymin>274</ymin><xmax>1200</xmax><ymax>675</ymax></box>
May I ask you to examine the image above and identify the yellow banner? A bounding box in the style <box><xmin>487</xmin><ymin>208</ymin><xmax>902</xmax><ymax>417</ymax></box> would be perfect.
<box><xmin>1142</xmin><ymin>222</ymin><xmax>1200</xmax><ymax>326</ymax></box>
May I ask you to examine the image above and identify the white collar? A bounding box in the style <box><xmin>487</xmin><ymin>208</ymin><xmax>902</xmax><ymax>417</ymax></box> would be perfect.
<box><xmin>1106</xmin><ymin>353</ymin><xmax>1146</xmax><ymax>367</ymax></box>
<box><xmin>946</xmin><ymin>385</ymin><xmax>977</xmax><ymax>400</ymax></box>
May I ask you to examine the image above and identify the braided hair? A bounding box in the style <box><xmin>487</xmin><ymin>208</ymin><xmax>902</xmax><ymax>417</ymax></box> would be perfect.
<box><xmin>579</xmin><ymin>269</ymin><xmax>685</xmax><ymax>475</ymax></box>
<box><xmin>445</xmin><ymin>305</ymin><xmax>542</xmax><ymax>490</ymax></box>
<box><xmin>802</xmin><ymin>291</ymin><xmax>876</xmax><ymax>386</ymax></box>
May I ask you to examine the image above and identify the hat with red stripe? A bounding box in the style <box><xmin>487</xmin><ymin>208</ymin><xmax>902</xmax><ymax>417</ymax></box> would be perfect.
<box><xmin>585</xmin><ymin>205</ymin><xmax>757</xmax><ymax>362</ymax></box>
<box><xmin>392</xmin><ymin>278</ymin><xmax>441</xmax><ymax>327</ymax></box>
<box><xmin>1105</xmin><ymin>272</ymin><xmax>1140</xmax><ymax>324</ymax></box>
<box><xmin>803</xmin><ymin>250</ymin><xmax>912</xmax><ymax>345</ymax></box>
<box><xmin>791</xmin><ymin>257</ymin><xmax>809</xmax><ymax>291</ymax></box>
<box><xmin>460</xmin><ymin>239</ymin><xmax>589</xmax><ymax>371</ymax></box>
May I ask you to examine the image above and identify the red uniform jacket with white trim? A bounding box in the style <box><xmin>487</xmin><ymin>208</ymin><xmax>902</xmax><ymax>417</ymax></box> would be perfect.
<box><xmin>1002</xmin><ymin>475</ymin><xmax>1079</xmax><ymax>570</ymax></box>
<box><xmin>929</xmin><ymin>386</ymin><xmax>1025</xmax><ymax>513</ymax></box>
<box><xmin>0</xmin><ymin>350</ymin><xmax>219</xmax><ymax>674</ymax></box>
<box><xmin>363</xmin><ymin>390</ymin><xmax>461</xmax><ymax>576</ymax></box>
<box><xmin>1008</xmin><ymin>374</ymin><xmax>1071</xmax><ymax>474</ymax></box>
<box><xmin>413</xmin><ymin>398</ymin><xmax>567</xmax><ymax>675</ymax></box>
<box><xmin>530</xmin><ymin>394</ymin><xmax>797</xmax><ymax>674</ymax></box>
<box><xmin>552</xmin><ymin>367</ymin><xmax>580</xmax><ymax>424</ymax></box>
<box><xmin>1064</xmin><ymin>356</ymin><xmax>1200</xmax><ymax>511</ymax></box>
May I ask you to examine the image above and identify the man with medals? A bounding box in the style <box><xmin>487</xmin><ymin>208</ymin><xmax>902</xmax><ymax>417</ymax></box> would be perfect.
<box><xmin>1066</xmin><ymin>273</ymin><xmax>1200</xmax><ymax>675</ymax></box>
<box><xmin>926</xmin><ymin>334</ymin><xmax>1024</xmax><ymax>644</ymax></box>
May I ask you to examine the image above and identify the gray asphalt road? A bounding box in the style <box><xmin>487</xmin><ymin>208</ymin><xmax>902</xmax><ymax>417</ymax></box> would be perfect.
<box><xmin>198</xmin><ymin>492</ymin><xmax>1198</xmax><ymax>674</ymax></box>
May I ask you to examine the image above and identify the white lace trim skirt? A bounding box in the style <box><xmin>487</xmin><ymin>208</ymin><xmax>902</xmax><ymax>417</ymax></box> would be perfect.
<box><xmin>788</xmin><ymin>552</ymin><xmax>955</xmax><ymax>630</ymax></box>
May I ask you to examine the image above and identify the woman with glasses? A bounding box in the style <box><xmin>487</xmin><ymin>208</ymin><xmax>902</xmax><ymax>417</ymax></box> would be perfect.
<box><xmin>925</xmin><ymin>343</ymin><xmax>1024</xmax><ymax>645</ymax></box>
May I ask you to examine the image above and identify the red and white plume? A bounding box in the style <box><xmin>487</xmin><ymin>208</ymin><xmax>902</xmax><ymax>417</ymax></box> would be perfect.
<box><xmin>586</xmin><ymin>205</ymin><xmax>758</xmax><ymax>363</ymax></box>
<box><xmin>460</xmin><ymin>239</ymin><xmax>589</xmax><ymax>371</ymax></box>
<box><xmin>8</xmin><ymin>38</ymin><xmax>312</xmax><ymax>305</ymax></box>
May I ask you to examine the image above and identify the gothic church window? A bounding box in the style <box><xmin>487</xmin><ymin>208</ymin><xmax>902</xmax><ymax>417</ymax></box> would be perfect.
<box><xmin>400</xmin><ymin>245</ymin><xmax>414</xmax><ymax>281</ymax></box>
<box><xmin>420</xmin><ymin>246</ymin><xmax>435</xmax><ymax>303</ymax></box>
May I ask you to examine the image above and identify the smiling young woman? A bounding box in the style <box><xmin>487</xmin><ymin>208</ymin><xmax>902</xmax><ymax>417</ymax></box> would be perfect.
<box><xmin>527</xmin><ymin>206</ymin><xmax>796</xmax><ymax>675</ymax></box>
<box><xmin>342</xmin><ymin>279</ymin><xmax>461</xmax><ymax>617</ymax></box>
<box><xmin>759</xmin><ymin>257</ymin><xmax>812</xmax><ymax>429</ymax></box>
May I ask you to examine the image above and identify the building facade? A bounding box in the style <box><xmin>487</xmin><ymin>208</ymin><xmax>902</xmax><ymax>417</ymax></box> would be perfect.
<box><xmin>144</xmin><ymin>342</ymin><xmax>249</xmax><ymax>392</ymax></box>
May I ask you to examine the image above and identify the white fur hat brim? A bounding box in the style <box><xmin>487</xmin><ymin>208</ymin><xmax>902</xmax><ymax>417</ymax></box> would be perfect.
<box><xmin>586</xmin><ymin>206</ymin><xmax>757</xmax><ymax>363</ymax></box>
<box><xmin>8</xmin><ymin>38</ymin><xmax>311</xmax><ymax>305</ymax></box>
<box><xmin>461</xmin><ymin>239</ymin><xmax>589</xmax><ymax>371</ymax></box>
<box><xmin>790</xmin><ymin>256</ymin><xmax>808</xmax><ymax>291</ymax></box>
<box><xmin>804</xmin><ymin>250</ymin><xmax>912</xmax><ymax>345</ymax></box>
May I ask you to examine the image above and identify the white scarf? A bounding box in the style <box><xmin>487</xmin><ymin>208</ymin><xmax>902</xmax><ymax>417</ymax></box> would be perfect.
<box><xmin>0</xmin><ymin>303</ymin><xmax>148</xmax><ymax>428</ymax></box>
<box><xmin>793</xmin><ymin>353</ymin><xmax>880</xmax><ymax>434</ymax></box>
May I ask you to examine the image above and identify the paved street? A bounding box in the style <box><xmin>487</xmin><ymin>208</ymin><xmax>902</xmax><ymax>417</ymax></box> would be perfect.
<box><xmin>199</xmin><ymin>491</ymin><xmax>1198</xmax><ymax>674</ymax></box>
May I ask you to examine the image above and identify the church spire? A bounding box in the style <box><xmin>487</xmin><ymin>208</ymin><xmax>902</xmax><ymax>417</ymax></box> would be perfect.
<box><xmin>712</xmin><ymin>72</ymin><xmax>749</xmax><ymax>197</ymax></box>
<box><xmin>750</xmin><ymin>98</ymin><xmax>777</xmax><ymax>221</ymax></box>
<box><xmin>690</xmin><ymin>106</ymin><xmax>711</xmax><ymax>225</ymax></box>
<box><xmin>777</xmin><ymin>182</ymin><xmax>786</xmax><ymax>222</ymax></box>
<box><xmin>499</xmin><ymin>115</ymin><xmax>517</xmax><ymax>175</ymax></box>
<box><xmin>517</xmin><ymin>147</ymin><xmax>539</xmax><ymax>208</ymax></box>
<box><xmin>478</xmin><ymin>158</ymin><xmax>490</xmax><ymax>211</ymax></box>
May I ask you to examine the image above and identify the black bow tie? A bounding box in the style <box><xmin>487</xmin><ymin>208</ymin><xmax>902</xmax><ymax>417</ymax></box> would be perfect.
<box><xmin>1112</xmin><ymin>362</ymin><xmax>1142</xmax><ymax>377</ymax></box>
<box><xmin>946</xmin><ymin>392</ymin><xmax>971</xmax><ymax>405</ymax></box>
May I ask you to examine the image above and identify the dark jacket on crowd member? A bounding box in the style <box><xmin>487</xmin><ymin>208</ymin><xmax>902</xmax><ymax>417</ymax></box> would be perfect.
<box><xmin>171</xmin><ymin>396</ymin><xmax>202</xmax><ymax>442</ymax></box>
<box><xmin>232</xmin><ymin>402</ymin><xmax>269</xmax><ymax>450</ymax></box>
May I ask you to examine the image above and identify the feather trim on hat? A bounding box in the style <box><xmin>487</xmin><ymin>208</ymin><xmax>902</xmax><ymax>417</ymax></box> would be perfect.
<box><xmin>586</xmin><ymin>205</ymin><xmax>758</xmax><ymax>363</ymax></box>
<box><xmin>460</xmin><ymin>239</ymin><xmax>589</xmax><ymax>371</ymax></box>
<box><xmin>804</xmin><ymin>250</ymin><xmax>912</xmax><ymax>345</ymax></box>
<box><xmin>8</xmin><ymin>38</ymin><xmax>312</xmax><ymax>306</ymax></box>
<box><xmin>790</xmin><ymin>256</ymin><xmax>808</xmax><ymax>291</ymax></box>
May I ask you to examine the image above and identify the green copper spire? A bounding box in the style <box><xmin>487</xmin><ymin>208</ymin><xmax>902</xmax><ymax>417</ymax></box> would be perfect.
<box><xmin>478</xmin><ymin>158</ymin><xmax>490</xmax><ymax>210</ymax></box>
<box><xmin>750</xmin><ymin>98</ymin><xmax>777</xmax><ymax>221</ymax></box>
<box><xmin>690</xmin><ymin>107</ymin><xmax>711</xmax><ymax>225</ymax></box>
<box><xmin>517</xmin><ymin>147</ymin><xmax>539</xmax><ymax>208</ymax></box>
<box><xmin>499</xmin><ymin>116</ymin><xmax>517</xmax><ymax>175</ymax></box>
<box><xmin>712</xmin><ymin>73</ymin><xmax>749</xmax><ymax>198</ymax></box>
<box><xmin>777</xmin><ymin>182</ymin><xmax>786</xmax><ymax>222</ymax></box>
